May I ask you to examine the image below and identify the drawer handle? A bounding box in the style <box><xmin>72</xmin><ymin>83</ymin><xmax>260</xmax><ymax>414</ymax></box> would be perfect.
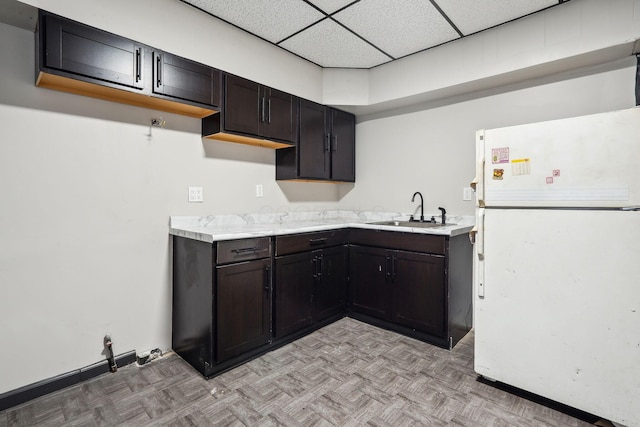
<box><xmin>231</xmin><ymin>247</ymin><xmax>259</xmax><ymax>254</ymax></box>
<box><xmin>309</xmin><ymin>238</ymin><xmax>327</xmax><ymax>246</ymax></box>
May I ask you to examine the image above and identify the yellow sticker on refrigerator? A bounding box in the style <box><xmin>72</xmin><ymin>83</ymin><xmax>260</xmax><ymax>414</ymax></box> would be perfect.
<box><xmin>511</xmin><ymin>158</ymin><xmax>530</xmax><ymax>176</ymax></box>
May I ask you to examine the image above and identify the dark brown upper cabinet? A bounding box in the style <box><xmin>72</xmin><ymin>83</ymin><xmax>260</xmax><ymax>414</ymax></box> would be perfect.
<box><xmin>36</xmin><ymin>10</ymin><xmax>220</xmax><ymax>118</ymax></box>
<box><xmin>202</xmin><ymin>74</ymin><xmax>298</xmax><ymax>149</ymax></box>
<box><xmin>152</xmin><ymin>51</ymin><xmax>220</xmax><ymax>108</ymax></box>
<box><xmin>276</xmin><ymin>99</ymin><xmax>355</xmax><ymax>182</ymax></box>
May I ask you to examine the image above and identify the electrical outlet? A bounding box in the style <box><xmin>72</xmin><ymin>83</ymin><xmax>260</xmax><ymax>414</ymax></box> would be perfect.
<box><xmin>463</xmin><ymin>187</ymin><xmax>474</xmax><ymax>201</ymax></box>
<box><xmin>188</xmin><ymin>186</ymin><xmax>203</xmax><ymax>203</ymax></box>
<box><xmin>256</xmin><ymin>184</ymin><xmax>263</xmax><ymax>198</ymax></box>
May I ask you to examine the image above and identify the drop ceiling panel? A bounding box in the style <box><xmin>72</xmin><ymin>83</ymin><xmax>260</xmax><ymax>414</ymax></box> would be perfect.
<box><xmin>182</xmin><ymin>0</ymin><xmax>324</xmax><ymax>43</ymax></box>
<box><xmin>280</xmin><ymin>18</ymin><xmax>392</xmax><ymax>68</ymax></box>
<box><xmin>438</xmin><ymin>0</ymin><xmax>559</xmax><ymax>36</ymax></box>
<box><xmin>333</xmin><ymin>0</ymin><xmax>460</xmax><ymax>59</ymax></box>
<box><xmin>179</xmin><ymin>0</ymin><xmax>568</xmax><ymax>68</ymax></box>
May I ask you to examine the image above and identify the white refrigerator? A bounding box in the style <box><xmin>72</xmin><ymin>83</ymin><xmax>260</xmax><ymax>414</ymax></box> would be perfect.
<box><xmin>473</xmin><ymin>107</ymin><xmax>640</xmax><ymax>427</ymax></box>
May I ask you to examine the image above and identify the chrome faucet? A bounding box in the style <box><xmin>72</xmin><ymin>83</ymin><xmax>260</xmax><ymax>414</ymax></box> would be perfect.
<box><xmin>411</xmin><ymin>191</ymin><xmax>424</xmax><ymax>222</ymax></box>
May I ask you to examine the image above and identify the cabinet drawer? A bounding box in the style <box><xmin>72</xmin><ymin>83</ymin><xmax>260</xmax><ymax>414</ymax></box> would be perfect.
<box><xmin>349</xmin><ymin>229</ymin><xmax>446</xmax><ymax>255</ymax></box>
<box><xmin>217</xmin><ymin>237</ymin><xmax>271</xmax><ymax>264</ymax></box>
<box><xmin>275</xmin><ymin>229</ymin><xmax>348</xmax><ymax>256</ymax></box>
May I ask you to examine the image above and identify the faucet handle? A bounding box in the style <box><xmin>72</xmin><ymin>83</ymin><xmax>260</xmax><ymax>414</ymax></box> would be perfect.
<box><xmin>438</xmin><ymin>207</ymin><xmax>447</xmax><ymax>225</ymax></box>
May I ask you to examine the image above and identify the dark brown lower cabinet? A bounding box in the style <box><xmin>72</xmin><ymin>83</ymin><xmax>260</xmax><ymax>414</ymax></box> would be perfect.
<box><xmin>172</xmin><ymin>236</ymin><xmax>272</xmax><ymax>377</ymax></box>
<box><xmin>350</xmin><ymin>245</ymin><xmax>445</xmax><ymax>337</ymax></box>
<box><xmin>314</xmin><ymin>246</ymin><xmax>348</xmax><ymax>322</ymax></box>
<box><xmin>216</xmin><ymin>258</ymin><xmax>271</xmax><ymax>362</ymax></box>
<box><xmin>172</xmin><ymin>227</ymin><xmax>471</xmax><ymax>379</ymax></box>
<box><xmin>349</xmin><ymin>246</ymin><xmax>388</xmax><ymax>319</ymax></box>
<box><xmin>274</xmin><ymin>251</ymin><xmax>314</xmax><ymax>338</ymax></box>
<box><xmin>389</xmin><ymin>250</ymin><xmax>445</xmax><ymax>337</ymax></box>
<box><xmin>274</xmin><ymin>231</ymin><xmax>348</xmax><ymax>340</ymax></box>
<box><xmin>349</xmin><ymin>229</ymin><xmax>471</xmax><ymax>349</ymax></box>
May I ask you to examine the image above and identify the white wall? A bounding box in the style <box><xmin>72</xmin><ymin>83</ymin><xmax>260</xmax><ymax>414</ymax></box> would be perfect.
<box><xmin>340</xmin><ymin>58</ymin><xmax>637</xmax><ymax>217</ymax></box>
<box><xmin>0</xmin><ymin>22</ymin><xmax>340</xmax><ymax>394</ymax></box>
<box><xmin>0</xmin><ymin>0</ymin><xmax>638</xmax><ymax>395</ymax></box>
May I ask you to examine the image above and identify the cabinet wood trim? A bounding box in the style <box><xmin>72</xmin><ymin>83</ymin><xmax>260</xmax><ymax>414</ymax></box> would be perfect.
<box><xmin>37</xmin><ymin>71</ymin><xmax>217</xmax><ymax>119</ymax></box>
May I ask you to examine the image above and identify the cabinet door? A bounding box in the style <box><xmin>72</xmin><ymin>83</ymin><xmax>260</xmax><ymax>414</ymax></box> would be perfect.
<box><xmin>153</xmin><ymin>51</ymin><xmax>220</xmax><ymax>107</ymax></box>
<box><xmin>274</xmin><ymin>252</ymin><xmax>314</xmax><ymax>338</ymax></box>
<box><xmin>349</xmin><ymin>245</ymin><xmax>388</xmax><ymax>319</ymax></box>
<box><xmin>216</xmin><ymin>259</ymin><xmax>271</xmax><ymax>362</ymax></box>
<box><xmin>330</xmin><ymin>109</ymin><xmax>355</xmax><ymax>182</ymax></box>
<box><xmin>42</xmin><ymin>13</ymin><xmax>144</xmax><ymax>90</ymax></box>
<box><xmin>390</xmin><ymin>250</ymin><xmax>446</xmax><ymax>337</ymax></box>
<box><xmin>261</xmin><ymin>87</ymin><xmax>298</xmax><ymax>144</ymax></box>
<box><xmin>224</xmin><ymin>74</ymin><xmax>261</xmax><ymax>136</ymax></box>
<box><xmin>315</xmin><ymin>246</ymin><xmax>347</xmax><ymax>321</ymax></box>
<box><xmin>299</xmin><ymin>100</ymin><xmax>330</xmax><ymax>179</ymax></box>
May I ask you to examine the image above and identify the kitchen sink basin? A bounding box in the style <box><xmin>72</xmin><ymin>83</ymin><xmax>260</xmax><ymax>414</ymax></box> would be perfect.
<box><xmin>368</xmin><ymin>220</ymin><xmax>455</xmax><ymax>228</ymax></box>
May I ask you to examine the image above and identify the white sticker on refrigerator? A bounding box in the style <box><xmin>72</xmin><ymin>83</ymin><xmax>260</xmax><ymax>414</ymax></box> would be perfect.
<box><xmin>492</xmin><ymin>147</ymin><xmax>509</xmax><ymax>164</ymax></box>
<box><xmin>511</xmin><ymin>158</ymin><xmax>530</xmax><ymax>175</ymax></box>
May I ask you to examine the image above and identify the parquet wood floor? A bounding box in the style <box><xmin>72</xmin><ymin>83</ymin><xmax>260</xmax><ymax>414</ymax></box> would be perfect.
<box><xmin>0</xmin><ymin>318</ymin><xmax>595</xmax><ymax>426</ymax></box>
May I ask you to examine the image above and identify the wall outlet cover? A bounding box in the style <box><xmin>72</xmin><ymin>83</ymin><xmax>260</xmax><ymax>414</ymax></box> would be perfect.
<box><xmin>463</xmin><ymin>187</ymin><xmax>474</xmax><ymax>201</ymax></box>
<box><xmin>188</xmin><ymin>187</ymin><xmax>203</xmax><ymax>203</ymax></box>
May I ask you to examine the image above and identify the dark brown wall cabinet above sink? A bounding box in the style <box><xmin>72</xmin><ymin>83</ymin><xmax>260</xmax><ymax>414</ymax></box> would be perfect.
<box><xmin>36</xmin><ymin>10</ymin><xmax>221</xmax><ymax>118</ymax></box>
<box><xmin>202</xmin><ymin>74</ymin><xmax>299</xmax><ymax>149</ymax></box>
<box><xmin>276</xmin><ymin>99</ymin><xmax>355</xmax><ymax>183</ymax></box>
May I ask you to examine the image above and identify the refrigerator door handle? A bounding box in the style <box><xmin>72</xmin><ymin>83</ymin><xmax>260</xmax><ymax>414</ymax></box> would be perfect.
<box><xmin>477</xmin><ymin>208</ymin><xmax>485</xmax><ymax>257</ymax></box>
<box><xmin>477</xmin><ymin>208</ymin><xmax>485</xmax><ymax>298</ymax></box>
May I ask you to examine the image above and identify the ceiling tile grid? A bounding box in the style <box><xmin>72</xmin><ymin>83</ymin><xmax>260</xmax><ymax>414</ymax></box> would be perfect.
<box><xmin>332</xmin><ymin>0</ymin><xmax>461</xmax><ymax>59</ymax></box>
<box><xmin>437</xmin><ymin>0</ymin><xmax>560</xmax><ymax>36</ymax></box>
<box><xmin>280</xmin><ymin>18</ymin><xmax>392</xmax><ymax>68</ymax></box>
<box><xmin>307</xmin><ymin>0</ymin><xmax>355</xmax><ymax>14</ymax></box>
<box><xmin>180</xmin><ymin>0</ymin><xmax>568</xmax><ymax>69</ymax></box>
<box><xmin>182</xmin><ymin>0</ymin><xmax>324</xmax><ymax>43</ymax></box>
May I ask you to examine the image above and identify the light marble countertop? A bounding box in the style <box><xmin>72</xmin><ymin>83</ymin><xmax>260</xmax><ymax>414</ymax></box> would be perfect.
<box><xmin>170</xmin><ymin>210</ymin><xmax>475</xmax><ymax>243</ymax></box>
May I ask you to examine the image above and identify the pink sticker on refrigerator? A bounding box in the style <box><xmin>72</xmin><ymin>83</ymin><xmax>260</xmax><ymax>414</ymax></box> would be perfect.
<box><xmin>492</xmin><ymin>147</ymin><xmax>509</xmax><ymax>164</ymax></box>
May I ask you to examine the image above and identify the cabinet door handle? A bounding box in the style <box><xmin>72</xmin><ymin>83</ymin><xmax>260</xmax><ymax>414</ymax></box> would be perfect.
<box><xmin>385</xmin><ymin>255</ymin><xmax>391</xmax><ymax>280</ymax></box>
<box><xmin>267</xmin><ymin>98</ymin><xmax>271</xmax><ymax>124</ymax></box>
<box><xmin>156</xmin><ymin>54</ymin><xmax>161</xmax><ymax>87</ymax></box>
<box><xmin>392</xmin><ymin>255</ymin><xmax>397</xmax><ymax>281</ymax></box>
<box><xmin>316</xmin><ymin>255</ymin><xmax>323</xmax><ymax>281</ymax></box>
<box><xmin>260</xmin><ymin>97</ymin><xmax>266</xmax><ymax>123</ymax></box>
<box><xmin>325</xmin><ymin>134</ymin><xmax>330</xmax><ymax>152</ymax></box>
<box><xmin>264</xmin><ymin>265</ymin><xmax>271</xmax><ymax>293</ymax></box>
<box><xmin>135</xmin><ymin>48</ymin><xmax>142</xmax><ymax>83</ymax></box>
<box><xmin>332</xmin><ymin>135</ymin><xmax>338</xmax><ymax>152</ymax></box>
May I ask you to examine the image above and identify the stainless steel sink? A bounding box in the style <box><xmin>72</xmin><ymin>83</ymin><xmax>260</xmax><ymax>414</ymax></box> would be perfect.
<box><xmin>368</xmin><ymin>220</ymin><xmax>454</xmax><ymax>228</ymax></box>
